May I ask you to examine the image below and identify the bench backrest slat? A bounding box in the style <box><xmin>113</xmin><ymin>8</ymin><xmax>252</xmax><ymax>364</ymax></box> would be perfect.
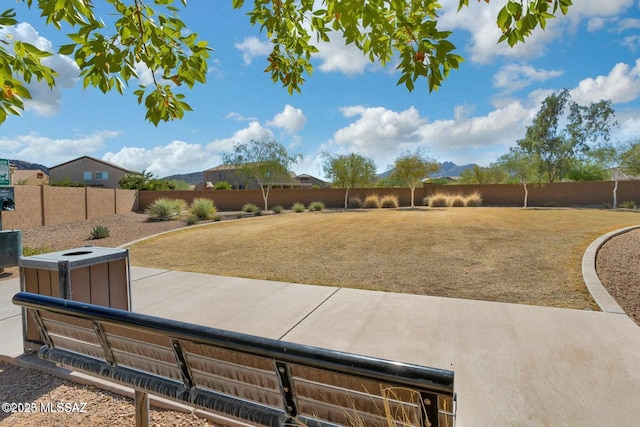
<box><xmin>14</xmin><ymin>291</ymin><xmax>455</xmax><ymax>427</ymax></box>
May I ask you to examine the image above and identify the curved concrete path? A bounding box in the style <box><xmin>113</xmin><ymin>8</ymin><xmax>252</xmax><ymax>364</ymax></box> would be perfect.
<box><xmin>582</xmin><ymin>225</ymin><xmax>640</xmax><ymax>314</ymax></box>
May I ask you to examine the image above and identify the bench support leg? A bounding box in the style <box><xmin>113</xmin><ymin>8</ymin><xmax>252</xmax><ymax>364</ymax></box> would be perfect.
<box><xmin>134</xmin><ymin>390</ymin><xmax>149</xmax><ymax>427</ymax></box>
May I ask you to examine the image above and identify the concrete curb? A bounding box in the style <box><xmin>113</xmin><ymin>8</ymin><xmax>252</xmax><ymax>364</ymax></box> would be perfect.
<box><xmin>582</xmin><ymin>225</ymin><xmax>640</xmax><ymax>314</ymax></box>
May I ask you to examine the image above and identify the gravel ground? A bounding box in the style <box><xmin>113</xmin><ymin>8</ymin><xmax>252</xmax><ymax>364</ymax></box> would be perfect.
<box><xmin>0</xmin><ymin>212</ymin><xmax>638</xmax><ymax>426</ymax></box>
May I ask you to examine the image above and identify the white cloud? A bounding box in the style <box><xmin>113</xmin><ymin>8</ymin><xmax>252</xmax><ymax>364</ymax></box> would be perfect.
<box><xmin>326</xmin><ymin>99</ymin><xmax>538</xmax><ymax>169</ymax></box>
<box><xmin>314</xmin><ymin>35</ymin><xmax>371</xmax><ymax>75</ymax></box>
<box><xmin>267</xmin><ymin>104</ymin><xmax>307</xmax><ymax>134</ymax></box>
<box><xmin>570</xmin><ymin>59</ymin><xmax>640</xmax><ymax>105</ymax></box>
<box><xmin>439</xmin><ymin>0</ymin><xmax>635</xmax><ymax>64</ymax></box>
<box><xmin>205</xmin><ymin>121</ymin><xmax>275</xmax><ymax>153</ymax></box>
<box><xmin>3</xmin><ymin>22</ymin><xmax>80</xmax><ymax>116</ymax></box>
<box><xmin>0</xmin><ymin>130</ymin><xmax>120</xmax><ymax>166</ymax></box>
<box><xmin>103</xmin><ymin>140</ymin><xmax>212</xmax><ymax>177</ymax></box>
<box><xmin>494</xmin><ymin>64</ymin><xmax>564</xmax><ymax>93</ymax></box>
<box><xmin>234</xmin><ymin>37</ymin><xmax>272</xmax><ymax>66</ymax></box>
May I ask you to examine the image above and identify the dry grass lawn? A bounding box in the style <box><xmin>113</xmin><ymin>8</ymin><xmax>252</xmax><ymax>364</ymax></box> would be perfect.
<box><xmin>127</xmin><ymin>207</ymin><xmax>640</xmax><ymax>309</ymax></box>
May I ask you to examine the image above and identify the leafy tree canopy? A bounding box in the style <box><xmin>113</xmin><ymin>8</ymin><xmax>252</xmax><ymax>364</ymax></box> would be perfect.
<box><xmin>322</xmin><ymin>152</ymin><xmax>377</xmax><ymax>208</ymax></box>
<box><xmin>516</xmin><ymin>89</ymin><xmax>617</xmax><ymax>182</ymax></box>
<box><xmin>391</xmin><ymin>148</ymin><xmax>439</xmax><ymax>207</ymax></box>
<box><xmin>1</xmin><ymin>0</ymin><xmax>572</xmax><ymax>125</ymax></box>
<box><xmin>223</xmin><ymin>139</ymin><xmax>300</xmax><ymax>210</ymax></box>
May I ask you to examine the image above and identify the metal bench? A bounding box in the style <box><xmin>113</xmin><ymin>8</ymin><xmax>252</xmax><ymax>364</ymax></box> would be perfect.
<box><xmin>13</xmin><ymin>291</ymin><xmax>456</xmax><ymax>427</ymax></box>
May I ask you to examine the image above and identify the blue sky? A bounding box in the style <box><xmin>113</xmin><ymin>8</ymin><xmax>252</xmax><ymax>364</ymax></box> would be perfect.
<box><xmin>2</xmin><ymin>1</ymin><xmax>640</xmax><ymax>179</ymax></box>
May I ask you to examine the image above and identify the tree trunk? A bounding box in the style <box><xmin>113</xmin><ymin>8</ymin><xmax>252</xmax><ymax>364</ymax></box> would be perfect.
<box><xmin>410</xmin><ymin>186</ymin><xmax>415</xmax><ymax>208</ymax></box>
<box><xmin>522</xmin><ymin>182</ymin><xmax>529</xmax><ymax>208</ymax></box>
<box><xmin>613</xmin><ymin>178</ymin><xmax>618</xmax><ymax>208</ymax></box>
<box><xmin>344</xmin><ymin>188</ymin><xmax>350</xmax><ymax>209</ymax></box>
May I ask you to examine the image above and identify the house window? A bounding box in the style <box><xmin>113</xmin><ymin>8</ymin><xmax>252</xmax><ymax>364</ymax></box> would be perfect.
<box><xmin>219</xmin><ymin>172</ymin><xmax>225</xmax><ymax>179</ymax></box>
<box><xmin>83</xmin><ymin>172</ymin><xmax>92</xmax><ymax>180</ymax></box>
<box><xmin>95</xmin><ymin>172</ymin><xmax>109</xmax><ymax>180</ymax></box>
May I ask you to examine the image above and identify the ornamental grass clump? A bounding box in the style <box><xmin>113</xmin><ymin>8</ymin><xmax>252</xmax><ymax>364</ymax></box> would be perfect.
<box><xmin>464</xmin><ymin>191</ymin><xmax>483</xmax><ymax>207</ymax></box>
<box><xmin>380</xmin><ymin>195</ymin><xmax>399</xmax><ymax>208</ymax></box>
<box><xmin>190</xmin><ymin>198</ymin><xmax>217</xmax><ymax>220</ymax></box>
<box><xmin>347</xmin><ymin>197</ymin><xmax>362</xmax><ymax>209</ymax></box>
<box><xmin>292</xmin><ymin>202</ymin><xmax>306</xmax><ymax>213</ymax></box>
<box><xmin>308</xmin><ymin>201</ymin><xmax>325</xmax><ymax>212</ymax></box>
<box><xmin>242</xmin><ymin>203</ymin><xmax>259</xmax><ymax>213</ymax></box>
<box><xmin>146</xmin><ymin>198</ymin><xmax>185</xmax><ymax>221</ymax></box>
<box><xmin>363</xmin><ymin>195</ymin><xmax>381</xmax><ymax>209</ymax></box>
<box><xmin>450</xmin><ymin>195</ymin><xmax>466</xmax><ymax>207</ymax></box>
<box><xmin>425</xmin><ymin>193</ymin><xmax>449</xmax><ymax>208</ymax></box>
<box><xmin>272</xmin><ymin>205</ymin><xmax>283</xmax><ymax>214</ymax></box>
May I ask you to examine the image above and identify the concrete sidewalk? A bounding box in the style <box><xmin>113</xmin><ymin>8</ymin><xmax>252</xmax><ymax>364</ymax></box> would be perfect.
<box><xmin>2</xmin><ymin>266</ymin><xmax>640</xmax><ymax>426</ymax></box>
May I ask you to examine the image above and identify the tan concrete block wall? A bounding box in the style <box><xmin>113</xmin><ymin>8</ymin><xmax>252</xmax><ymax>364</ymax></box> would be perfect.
<box><xmin>86</xmin><ymin>187</ymin><xmax>115</xmax><ymax>219</ymax></box>
<box><xmin>1</xmin><ymin>186</ymin><xmax>43</xmax><ymax>229</ymax></box>
<box><xmin>115</xmin><ymin>189</ymin><xmax>138</xmax><ymax>213</ymax></box>
<box><xmin>42</xmin><ymin>186</ymin><xmax>86</xmax><ymax>226</ymax></box>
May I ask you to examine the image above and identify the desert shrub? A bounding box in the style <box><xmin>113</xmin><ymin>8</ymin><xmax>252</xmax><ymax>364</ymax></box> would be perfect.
<box><xmin>146</xmin><ymin>198</ymin><xmax>185</xmax><ymax>221</ymax></box>
<box><xmin>272</xmin><ymin>205</ymin><xmax>283</xmax><ymax>214</ymax></box>
<box><xmin>292</xmin><ymin>202</ymin><xmax>306</xmax><ymax>213</ymax></box>
<box><xmin>254</xmin><ymin>208</ymin><xmax>263</xmax><ymax>216</ymax></box>
<box><xmin>363</xmin><ymin>195</ymin><xmax>381</xmax><ymax>209</ymax></box>
<box><xmin>347</xmin><ymin>197</ymin><xmax>362</xmax><ymax>209</ymax></box>
<box><xmin>242</xmin><ymin>203</ymin><xmax>258</xmax><ymax>213</ymax></box>
<box><xmin>213</xmin><ymin>213</ymin><xmax>224</xmax><ymax>221</ymax></box>
<box><xmin>190</xmin><ymin>198</ymin><xmax>216</xmax><ymax>220</ymax></box>
<box><xmin>464</xmin><ymin>192</ymin><xmax>483</xmax><ymax>207</ymax></box>
<box><xmin>89</xmin><ymin>225</ymin><xmax>110</xmax><ymax>239</ymax></box>
<box><xmin>450</xmin><ymin>195</ymin><xmax>466</xmax><ymax>207</ymax></box>
<box><xmin>308</xmin><ymin>201</ymin><xmax>325</xmax><ymax>211</ymax></box>
<box><xmin>619</xmin><ymin>200</ymin><xmax>636</xmax><ymax>209</ymax></box>
<box><xmin>184</xmin><ymin>215</ymin><xmax>198</xmax><ymax>226</ymax></box>
<box><xmin>380</xmin><ymin>195</ymin><xmax>399</xmax><ymax>208</ymax></box>
<box><xmin>426</xmin><ymin>193</ymin><xmax>449</xmax><ymax>208</ymax></box>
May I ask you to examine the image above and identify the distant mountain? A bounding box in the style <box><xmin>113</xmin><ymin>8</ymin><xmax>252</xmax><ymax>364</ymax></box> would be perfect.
<box><xmin>163</xmin><ymin>171</ymin><xmax>203</xmax><ymax>185</ymax></box>
<box><xmin>9</xmin><ymin>160</ymin><xmax>49</xmax><ymax>173</ymax></box>
<box><xmin>379</xmin><ymin>161</ymin><xmax>477</xmax><ymax>179</ymax></box>
<box><xmin>434</xmin><ymin>161</ymin><xmax>477</xmax><ymax>178</ymax></box>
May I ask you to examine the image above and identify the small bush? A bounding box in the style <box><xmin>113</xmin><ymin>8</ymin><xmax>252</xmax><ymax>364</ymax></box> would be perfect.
<box><xmin>347</xmin><ymin>197</ymin><xmax>362</xmax><ymax>209</ymax></box>
<box><xmin>146</xmin><ymin>198</ymin><xmax>185</xmax><ymax>221</ymax></box>
<box><xmin>212</xmin><ymin>180</ymin><xmax>232</xmax><ymax>190</ymax></box>
<box><xmin>380</xmin><ymin>195</ymin><xmax>399</xmax><ymax>208</ymax></box>
<box><xmin>426</xmin><ymin>193</ymin><xmax>449</xmax><ymax>208</ymax></box>
<box><xmin>89</xmin><ymin>225</ymin><xmax>110</xmax><ymax>240</ymax></box>
<box><xmin>619</xmin><ymin>200</ymin><xmax>636</xmax><ymax>209</ymax></box>
<box><xmin>464</xmin><ymin>192</ymin><xmax>483</xmax><ymax>207</ymax></box>
<box><xmin>308</xmin><ymin>201</ymin><xmax>325</xmax><ymax>212</ymax></box>
<box><xmin>272</xmin><ymin>205</ymin><xmax>283</xmax><ymax>214</ymax></box>
<box><xmin>292</xmin><ymin>202</ymin><xmax>305</xmax><ymax>213</ymax></box>
<box><xmin>213</xmin><ymin>213</ymin><xmax>224</xmax><ymax>221</ymax></box>
<box><xmin>185</xmin><ymin>215</ymin><xmax>198</xmax><ymax>226</ymax></box>
<box><xmin>242</xmin><ymin>203</ymin><xmax>258</xmax><ymax>213</ymax></box>
<box><xmin>190</xmin><ymin>198</ymin><xmax>216</xmax><ymax>220</ymax></box>
<box><xmin>363</xmin><ymin>195</ymin><xmax>381</xmax><ymax>209</ymax></box>
<box><xmin>450</xmin><ymin>195</ymin><xmax>466</xmax><ymax>207</ymax></box>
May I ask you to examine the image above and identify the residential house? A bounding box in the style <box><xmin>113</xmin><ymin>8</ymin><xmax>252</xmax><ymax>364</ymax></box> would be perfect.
<box><xmin>294</xmin><ymin>173</ymin><xmax>327</xmax><ymax>188</ymax></box>
<box><xmin>49</xmin><ymin>156</ymin><xmax>140</xmax><ymax>189</ymax></box>
<box><xmin>11</xmin><ymin>169</ymin><xmax>49</xmax><ymax>185</ymax></box>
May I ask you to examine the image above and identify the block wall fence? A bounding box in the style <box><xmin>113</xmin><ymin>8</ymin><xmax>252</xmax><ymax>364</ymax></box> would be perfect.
<box><xmin>138</xmin><ymin>180</ymin><xmax>640</xmax><ymax>211</ymax></box>
<box><xmin>2</xmin><ymin>181</ymin><xmax>639</xmax><ymax>230</ymax></box>
<box><xmin>1</xmin><ymin>186</ymin><xmax>138</xmax><ymax>230</ymax></box>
